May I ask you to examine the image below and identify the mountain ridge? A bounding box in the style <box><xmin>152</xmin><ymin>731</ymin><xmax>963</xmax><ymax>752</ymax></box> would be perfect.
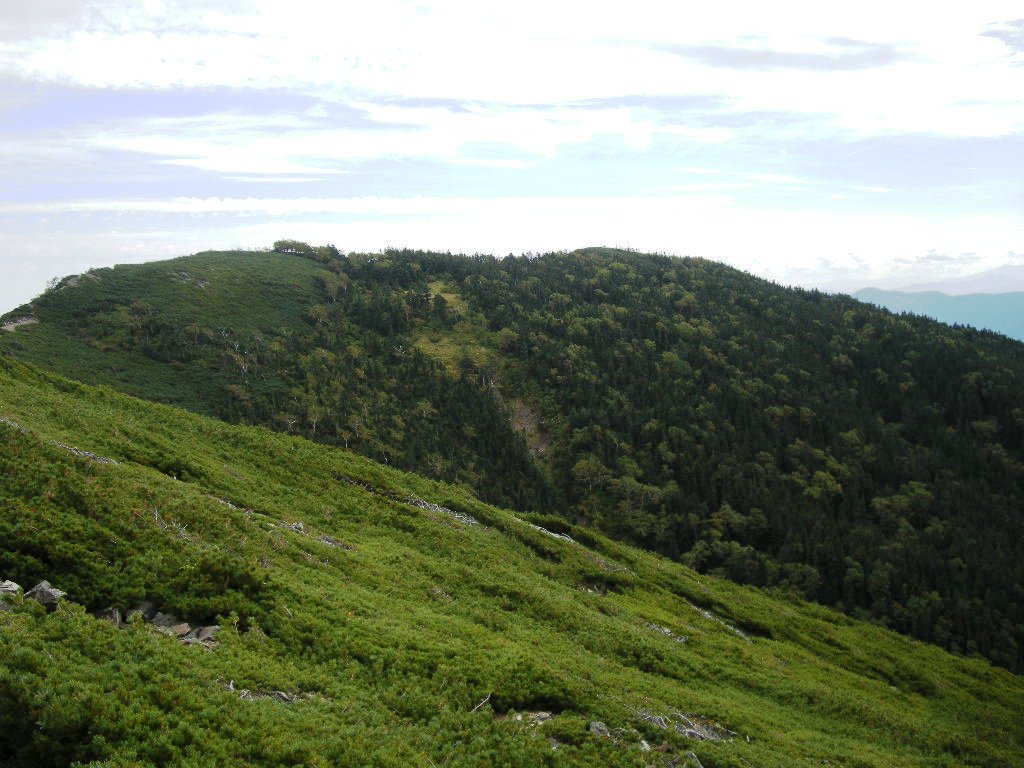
<box><xmin>897</xmin><ymin>264</ymin><xmax>1024</xmax><ymax>295</ymax></box>
<box><xmin>4</xmin><ymin>245</ymin><xmax>1024</xmax><ymax>670</ymax></box>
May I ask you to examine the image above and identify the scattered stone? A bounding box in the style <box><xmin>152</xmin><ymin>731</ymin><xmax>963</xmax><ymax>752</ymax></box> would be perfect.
<box><xmin>639</xmin><ymin>739</ymin><xmax>652</xmax><ymax>752</ymax></box>
<box><xmin>0</xmin><ymin>601</ymin><xmax>11</xmax><ymax>612</ymax></box>
<box><xmin>50</xmin><ymin>441</ymin><xmax>119</xmax><ymax>465</ymax></box>
<box><xmin>688</xmin><ymin>601</ymin><xmax>751</xmax><ymax>642</ymax></box>
<box><xmin>127</xmin><ymin>601</ymin><xmax>157</xmax><ymax>621</ymax></box>
<box><xmin>647</xmin><ymin>622</ymin><xmax>688</xmax><ymax>643</ymax></box>
<box><xmin>276</xmin><ymin>520</ymin><xmax>353</xmax><ymax>552</ymax></box>
<box><xmin>634</xmin><ymin>708</ymin><xmax>737</xmax><ymax>742</ymax></box>
<box><xmin>405</xmin><ymin>497</ymin><xmax>478</xmax><ymax>525</ymax></box>
<box><xmin>0</xmin><ymin>580</ymin><xmax>22</xmax><ymax>597</ymax></box>
<box><xmin>94</xmin><ymin>606</ymin><xmax>123</xmax><ymax>626</ymax></box>
<box><xmin>337</xmin><ymin>475</ymin><xmax>479</xmax><ymax>528</ymax></box>
<box><xmin>316</xmin><ymin>534</ymin><xmax>352</xmax><ymax>550</ymax></box>
<box><xmin>583</xmin><ymin>551</ymin><xmax>633</xmax><ymax>575</ymax></box>
<box><xmin>589</xmin><ymin>721</ymin><xmax>610</xmax><ymax>738</ymax></box>
<box><xmin>181</xmin><ymin>625</ymin><xmax>220</xmax><ymax>647</ymax></box>
<box><xmin>430</xmin><ymin>585</ymin><xmax>452</xmax><ymax>600</ymax></box>
<box><xmin>230</xmin><ymin>683</ymin><xmax>313</xmax><ymax>704</ymax></box>
<box><xmin>25</xmin><ymin>580</ymin><xmax>65</xmax><ymax>611</ymax></box>
<box><xmin>151</xmin><ymin>611</ymin><xmax>181</xmax><ymax>628</ymax></box>
<box><xmin>98</xmin><ymin>600</ymin><xmax>220</xmax><ymax>647</ymax></box>
<box><xmin>196</xmin><ymin>625</ymin><xmax>221</xmax><ymax>642</ymax></box>
<box><xmin>162</xmin><ymin>622</ymin><xmax>193</xmax><ymax>637</ymax></box>
<box><xmin>514</xmin><ymin>517</ymin><xmax>574</xmax><ymax>542</ymax></box>
<box><xmin>511</xmin><ymin>711</ymin><xmax>552</xmax><ymax>726</ymax></box>
<box><xmin>0</xmin><ymin>417</ymin><xmax>29</xmax><ymax>433</ymax></box>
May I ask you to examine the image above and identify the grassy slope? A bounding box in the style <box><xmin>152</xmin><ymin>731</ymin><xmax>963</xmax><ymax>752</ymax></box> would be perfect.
<box><xmin>0</xmin><ymin>250</ymin><xmax>325</xmax><ymax>414</ymax></box>
<box><xmin>1</xmin><ymin>356</ymin><xmax>1022</xmax><ymax>767</ymax></box>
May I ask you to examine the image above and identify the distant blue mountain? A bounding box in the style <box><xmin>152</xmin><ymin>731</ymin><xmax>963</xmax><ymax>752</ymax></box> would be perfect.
<box><xmin>854</xmin><ymin>288</ymin><xmax>1024</xmax><ymax>342</ymax></box>
<box><xmin>900</xmin><ymin>264</ymin><xmax>1024</xmax><ymax>295</ymax></box>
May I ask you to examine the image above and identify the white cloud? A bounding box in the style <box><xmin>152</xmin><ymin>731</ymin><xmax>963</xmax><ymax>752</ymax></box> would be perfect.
<box><xmin>44</xmin><ymin>99</ymin><xmax>729</xmax><ymax>175</ymax></box>
<box><xmin>3</xmin><ymin>194</ymin><xmax>1019</xmax><ymax>284</ymax></box>
<box><xmin>1</xmin><ymin>1</ymin><xmax>1022</xmax><ymax>138</ymax></box>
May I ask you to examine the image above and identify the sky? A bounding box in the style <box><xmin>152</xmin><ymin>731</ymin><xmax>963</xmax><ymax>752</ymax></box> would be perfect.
<box><xmin>1</xmin><ymin>1</ymin><xmax>1023</xmax><ymax>313</ymax></box>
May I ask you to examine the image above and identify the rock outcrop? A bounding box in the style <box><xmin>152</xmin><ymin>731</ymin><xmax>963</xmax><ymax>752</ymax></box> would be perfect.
<box><xmin>25</xmin><ymin>580</ymin><xmax>65</xmax><ymax>611</ymax></box>
<box><xmin>97</xmin><ymin>601</ymin><xmax>221</xmax><ymax>647</ymax></box>
<box><xmin>0</xmin><ymin>580</ymin><xmax>21</xmax><ymax>597</ymax></box>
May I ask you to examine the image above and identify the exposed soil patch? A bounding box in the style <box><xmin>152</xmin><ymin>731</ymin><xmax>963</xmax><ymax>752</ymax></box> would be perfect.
<box><xmin>510</xmin><ymin>398</ymin><xmax>550</xmax><ymax>456</ymax></box>
<box><xmin>1</xmin><ymin>316</ymin><xmax>38</xmax><ymax>332</ymax></box>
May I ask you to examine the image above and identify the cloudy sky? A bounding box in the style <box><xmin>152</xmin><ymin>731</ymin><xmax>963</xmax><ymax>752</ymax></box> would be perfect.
<box><xmin>1</xmin><ymin>1</ymin><xmax>1022</xmax><ymax>313</ymax></box>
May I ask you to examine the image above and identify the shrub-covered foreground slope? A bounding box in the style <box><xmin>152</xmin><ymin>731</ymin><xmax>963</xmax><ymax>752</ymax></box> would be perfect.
<box><xmin>1</xmin><ymin>357</ymin><xmax>1022</xmax><ymax>767</ymax></box>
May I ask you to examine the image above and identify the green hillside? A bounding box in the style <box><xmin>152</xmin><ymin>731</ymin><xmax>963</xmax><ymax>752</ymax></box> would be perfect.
<box><xmin>3</xmin><ymin>246</ymin><xmax>1024</xmax><ymax>672</ymax></box>
<box><xmin>1</xmin><ymin>355</ymin><xmax>1022</xmax><ymax>767</ymax></box>
<box><xmin>0</xmin><ymin>250</ymin><xmax>552</xmax><ymax>511</ymax></box>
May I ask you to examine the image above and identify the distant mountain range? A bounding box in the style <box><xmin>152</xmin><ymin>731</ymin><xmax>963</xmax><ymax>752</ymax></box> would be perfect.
<box><xmin>854</xmin><ymin>264</ymin><xmax>1024</xmax><ymax>342</ymax></box>
<box><xmin>899</xmin><ymin>264</ymin><xmax>1024</xmax><ymax>295</ymax></box>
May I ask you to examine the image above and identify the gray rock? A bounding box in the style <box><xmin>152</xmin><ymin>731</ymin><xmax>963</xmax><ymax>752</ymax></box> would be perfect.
<box><xmin>161</xmin><ymin>622</ymin><xmax>192</xmax><ymax>637</ymax></box>
<box><xmin>183</xmin><ymin>625</ymin><xmax>220</xmax><ymax>644</ymax></box>
<box><xmin>151</xmin><ymin>611</ymin><xmax>180</xmax><ymax>628</ymax></box>
<box><xmin>589</xmin><ymin>721</ymin><xmax>610</xmax><ymax>738</ymax></box>
<box><xmin>0</xmin><ymin>601</ymin><xmax>11</xmax><ymax>612</ymax></box>
<box><xmin>126</xmin><ymin>600</ymin><xmax>157</xmax><ymax>621</ymax></box>
<box><xmin>197</xmin><ymin>625</ymin><xmax>220</xmax><ymax>642</ymax></box>
<box><xmin>25</xmin><ymin>580</ymin><xmax>65</xmax><ymax>611</ymax></box>
<box><xmin>0</xmin><ymin>580</ymin><xmax>21</xmax><ymax>597</ymax></box>
<box><xmin>94</xmin><ymin>606</ymin><xmax>122</xmax><ymax>626</ymax></box>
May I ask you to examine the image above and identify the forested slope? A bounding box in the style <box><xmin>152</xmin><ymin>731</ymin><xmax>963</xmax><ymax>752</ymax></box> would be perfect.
<box><xmin>4</xmin><ymin>245</ymin><xmax>1023</xmax><ymax>670</ymax></box>
<box><xmin>1</xmin><ymin>356</ymin><xmax>1023</xmax><ymax>767</ymax></box>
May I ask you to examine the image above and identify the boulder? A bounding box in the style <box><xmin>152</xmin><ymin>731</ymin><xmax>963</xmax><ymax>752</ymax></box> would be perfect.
<box><xmin>126</xmin><ymin>601</ymin><xmax>157</xmax><ymax>622</ymax></box>
<box><xmin>0</xmin><ymin>601</ymin><xmax>11</xmax><ymax>613</ymax></box>
<box><xmin>0</xmin><ymin>580</ymin><xmax>21</xmax><ymax>597</ymax></box>
<box><xmin>151</xmin><ymin>611</ymin><xmax>180</xmax><ymax>628</ymax></box>
<box><xmin>196</xmin><ymin>625</ymin><xmax>220</xmax><ymax>642</ymax></box>
<box><xmin>25</xmin><ymin>580</ymin><xmax>65</xmax><ymax>611</ymax></box>
<box><xmin>589</xmin><ymin>721</ymin><xmax>610</xmax><ymax>738</ymax></box>
<box><xmin>182</xmin><ymin>625</ymin><xmax>221</xmax><ymax>647</ymax></box>
<box><xmin>94</xmin><ymin>606</ymin><xmax>123</xmax><ymax>626</ymax></box>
